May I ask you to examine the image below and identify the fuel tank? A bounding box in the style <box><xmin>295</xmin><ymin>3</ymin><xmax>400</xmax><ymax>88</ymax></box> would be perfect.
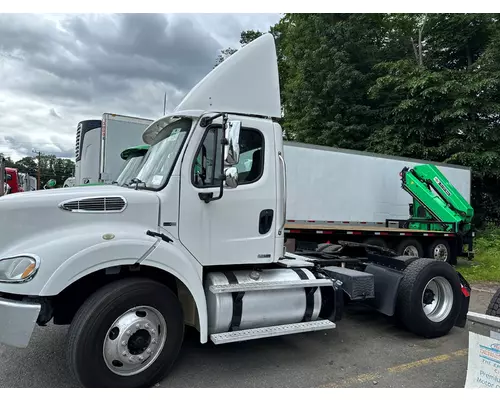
<box><xmin>205</xmin><ymin>268</ymin><xmax>323</xmax><ymax>334</ymax></box>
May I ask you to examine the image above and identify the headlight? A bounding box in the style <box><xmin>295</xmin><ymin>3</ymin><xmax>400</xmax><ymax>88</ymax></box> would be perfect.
<box><xmin>0</xmin><ymin>255</ymin><xmax>39</xmax><ymax>282</ymax></box>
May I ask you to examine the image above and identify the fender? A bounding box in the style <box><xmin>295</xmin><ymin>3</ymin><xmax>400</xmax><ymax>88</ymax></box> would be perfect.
<box><xmin>0</xmin><ymin>222</ymin><xmax>158</xmax><ymax>296</ymax></box>
<box><xmin>140</xmin><ymin>241</ymin><xmax>208</xmax><ymax>343</ymax></box>
<box><xmin>43</xmin><ymin>231</ymin><xmax>207</xmax><ymax>343</ymax></box>
<box><xmin>40</xmin><ymin>238</ymin><xmax>158</xmax><ymax>295</ymax></box>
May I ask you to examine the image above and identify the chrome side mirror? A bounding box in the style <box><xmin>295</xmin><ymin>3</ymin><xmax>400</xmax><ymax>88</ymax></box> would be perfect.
<box><xmin>224</xmin><ymin>166</ymin><xmax>239</xmax><ymax>188</ymax></box>
<box><xmin>224</xmin><ymin>120</ymin><xmax>241</xmax><ymax>166</ymax></box>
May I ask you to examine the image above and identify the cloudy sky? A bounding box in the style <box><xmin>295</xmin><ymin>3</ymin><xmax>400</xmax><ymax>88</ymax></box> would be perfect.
<box><xmin>0</xmin><ymin>13</ymin><xmax>280</xmax><ymax>161</ymax></box>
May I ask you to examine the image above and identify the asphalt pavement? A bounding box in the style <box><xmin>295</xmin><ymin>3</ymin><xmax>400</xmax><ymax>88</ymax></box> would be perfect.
<box><xmin>0</xmin><ymin>285</ymin><xmax>495</xmax><ymax>388</ymax></box>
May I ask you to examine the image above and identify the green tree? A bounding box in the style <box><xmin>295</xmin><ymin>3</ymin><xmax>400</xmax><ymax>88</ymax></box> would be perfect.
<box><xmin>214</xmin><ymin>30</ymin><xmax>265</xmax><ymax>68</ymax></box>
<box><xmin>367</xmin><ymin>13</ymin><xmax>500</xmax><ymax>224</ymax></box>
<box><xmin>279</xmin><ymin>13</ymin><xmax>387</xmax><ymax>150</ymax></box>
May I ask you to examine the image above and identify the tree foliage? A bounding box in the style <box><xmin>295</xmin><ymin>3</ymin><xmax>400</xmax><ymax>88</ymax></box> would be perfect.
<box><xmin>216</xmin><ymin>13</ymin><xmax>500</xmax><ymax>224</ymax></box>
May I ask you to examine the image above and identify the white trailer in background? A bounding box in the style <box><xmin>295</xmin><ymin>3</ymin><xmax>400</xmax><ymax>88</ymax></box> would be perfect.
<box><xmin>18</xmin><ymin>173</ymin><xmax>37</xmax><ymax>191</ymax></box>
<box><xmin>74</xmin><ymin>113</ymin><xmax>153</xmax><ymax>185</ymax></box>
<box><xmin>281</xmin><ymin>142</ymin><xmax>474</xmax><ymax>264</ymax></box>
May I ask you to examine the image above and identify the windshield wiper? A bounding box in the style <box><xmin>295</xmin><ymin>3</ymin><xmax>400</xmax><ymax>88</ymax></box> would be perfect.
<box><xmin>130</xmin><ymin>178</ymin><xmax>146</xmax><ymax>190</ymax></box>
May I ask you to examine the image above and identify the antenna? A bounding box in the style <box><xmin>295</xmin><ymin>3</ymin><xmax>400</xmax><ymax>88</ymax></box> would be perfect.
<box><xmin>163</xmin><ymin>92</ymin><xmax>167</xmax><ymax>115</ymax></box>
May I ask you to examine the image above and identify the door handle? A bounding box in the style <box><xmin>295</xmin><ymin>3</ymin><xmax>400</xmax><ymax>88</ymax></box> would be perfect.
<box><xmin>259</xmin><ymin>209</ymin><xmax>274</xmax><ymax>234</ymax></box>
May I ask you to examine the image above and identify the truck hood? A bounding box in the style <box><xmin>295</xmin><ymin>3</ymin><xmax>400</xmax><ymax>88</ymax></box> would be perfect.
<box><xmin>0</xmin><ymin>185</ymin><xmax>160</xmax><ymax>256</ymax></box>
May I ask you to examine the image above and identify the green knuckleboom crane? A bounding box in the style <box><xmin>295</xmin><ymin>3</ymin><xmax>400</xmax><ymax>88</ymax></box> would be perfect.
<box><xmin>400</xmin><ymin>164</ymin><xmax>475</xmax><ymax>259</ymax></box>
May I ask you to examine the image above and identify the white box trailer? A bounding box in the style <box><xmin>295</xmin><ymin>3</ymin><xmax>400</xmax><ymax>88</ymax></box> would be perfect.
<box><xmin>284</xmin><ymin>142</ymin><xmax>471</xmax><ymax>223</ymax></box>
<box><xmin>74</xmin><ymin>113</ymin><xmax>153</xmax><ymax>185</ymax></box>
<box><xmin>282</xmin><ymin>142</ymin><xmax>473</xmax><ymax>265</ymax></box>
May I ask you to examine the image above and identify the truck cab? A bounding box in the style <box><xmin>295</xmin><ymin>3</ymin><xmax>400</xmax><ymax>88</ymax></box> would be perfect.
<box><xmin>4</xmin><ymin>167</ymin><xmax>22</xmax><ymax>194</ymax></box>
<box><xmin>0</xmin><ymin>33</ymin><xmax>471</xmax><ymax>389</ymax></box>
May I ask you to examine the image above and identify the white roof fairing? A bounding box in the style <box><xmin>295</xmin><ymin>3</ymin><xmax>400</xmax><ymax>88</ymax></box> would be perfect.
<box><xmin>141</xmin><ymin>33</ymin><xmax>281</xmax><ymax>145</ymax></box>
<box><xmin>174</xmin><ymin>33</ymin><xmax>281</xmax><ymax>119</ymax></box>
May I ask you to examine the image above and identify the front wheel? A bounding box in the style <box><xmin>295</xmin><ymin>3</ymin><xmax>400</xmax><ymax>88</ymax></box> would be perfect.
<box><xmin>67</xmin><ymin>277</ymin><xmax>184</xmax><ymax>388</ymax></box>
<box><xmin>396</xmin><ymin>259</ymin><xmax>462</xmax><ymax>338</ymax></box>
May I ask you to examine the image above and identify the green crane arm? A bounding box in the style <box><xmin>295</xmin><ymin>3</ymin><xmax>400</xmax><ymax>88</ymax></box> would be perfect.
<box><xmin>400</xmin><ymin>164</ymin><xmax>474</xmax><ymax>233</ymax></box>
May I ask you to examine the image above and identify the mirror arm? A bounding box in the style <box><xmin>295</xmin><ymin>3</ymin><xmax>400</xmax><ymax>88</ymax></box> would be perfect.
<box><xmin>199</xmin><ymin>135</ymin><xmax>229</xmax><ymax>204</ymax></box>
<box><xmin>199</xmin><ymin>112</ymin><xmax>227</xmax><ymax>128</ymax></box>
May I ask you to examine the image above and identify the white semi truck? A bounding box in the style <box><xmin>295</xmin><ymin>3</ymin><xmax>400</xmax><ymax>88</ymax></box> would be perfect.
<box><xmin>74</xmin><ymin>113</ymin><xmax>153</xmax><ymax>185</ymax></box>
<box><xmin>0</xmin><ymin>34</ymin><xmax>471</xmax><ymax>388</ymax></box>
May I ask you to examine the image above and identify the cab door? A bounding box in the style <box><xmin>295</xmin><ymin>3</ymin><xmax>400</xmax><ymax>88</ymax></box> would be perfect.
<box><xmin>178</xmin><ymin>116</ymin><xmax>277</xmax><ymax>266</ymax></box>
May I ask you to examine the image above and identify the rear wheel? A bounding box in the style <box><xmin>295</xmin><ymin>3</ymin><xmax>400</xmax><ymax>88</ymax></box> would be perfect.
<box><xmin>396</xmin><ymin>258</ymin><xmax>462</xmax><ymax>338</ymax></box>
<box><xmin>67</xmin><ymin>277</ymin><xmax>184</xmax><ymax>388</ymax></box>
<box><xmin>396</xmin><ymin>239</ymin><xmax>424</xmax><ymax>258</ymax></box>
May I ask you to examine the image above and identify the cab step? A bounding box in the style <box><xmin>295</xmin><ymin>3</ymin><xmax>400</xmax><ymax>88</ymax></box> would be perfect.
<box><xmin>208</xmin><ymin>279</ymin><xmax>333</xmax><ymax>294</ymax></box>
<box><xmin>210</xmin><ymin>319</ymin><xmax>336</xmax><ymax>345</ymax></box>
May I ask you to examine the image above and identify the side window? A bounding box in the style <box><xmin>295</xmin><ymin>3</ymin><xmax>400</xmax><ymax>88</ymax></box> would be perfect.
<box><xmin>193</xmin><ymin>126</ymin><xmax>264</xmax><ymax>188</ymax></box>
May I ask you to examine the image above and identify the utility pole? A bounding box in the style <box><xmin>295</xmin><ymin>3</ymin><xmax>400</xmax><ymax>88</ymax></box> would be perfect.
<box><xmin>32</xmin><ymin>149</ymin><xmax>42</xmax><ymax>190</ymax></box>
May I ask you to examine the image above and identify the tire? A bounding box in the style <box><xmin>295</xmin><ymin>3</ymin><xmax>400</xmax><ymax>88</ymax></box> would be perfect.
<box><xmin>486</xmin><ymin>288</ymin><xmax>500</xmax><ymax>317</ymax></box>
<box><xmin>67</xmin><ymin>277</ymin><xmax>184</xmax><ymax>388</ymax></box>
<box><xmin>396</xmin><ymin>258</ymin><xmax>462</xmax><ymax>338</ymax></box>
<box><xmin>396</xmin><ymin>239</ymin><xmax>424</xmax><ymax>258</ymax></box>
<box><xmin>426</xmin><ymin>239</ymin><xmax>452</xmax><ymax>264</ymax></box>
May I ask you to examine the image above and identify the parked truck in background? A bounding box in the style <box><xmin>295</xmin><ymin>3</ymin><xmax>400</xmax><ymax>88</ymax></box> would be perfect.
<box><xmin>0</xmin><ymin>34</ymin><xmax>472</xmax><ymax>388</ymax></box>
<box><xmin>74</xmin><ymin>113</ymin><xmax>153</xmax><ymax>186</ymax></box>
<box><xmin>113</xmin><ymin>145</ymin><xmax>150</xmax><ymax>187</ymax></box>
<box><xmin>3</xmin><ymin>167</ymin><xmax>23</xmax><ymax>194</ymax></box>
<box><xmin>18</xmin><ymin>172</ymin><xmax>37</xmax><ymax>192</ymax></box>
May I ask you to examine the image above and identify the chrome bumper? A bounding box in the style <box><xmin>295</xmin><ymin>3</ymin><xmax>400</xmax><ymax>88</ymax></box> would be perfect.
<box><xmin>0</xmin><ymin>297</ymin><xmax>40</xmax><ymax>348</ymax></box>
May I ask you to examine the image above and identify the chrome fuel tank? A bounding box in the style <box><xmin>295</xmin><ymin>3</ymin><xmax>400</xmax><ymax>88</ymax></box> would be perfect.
<box><xmin>205</xmin><ymin>268</ymin><xmax>323</xmax><ymax>334</ymax></box>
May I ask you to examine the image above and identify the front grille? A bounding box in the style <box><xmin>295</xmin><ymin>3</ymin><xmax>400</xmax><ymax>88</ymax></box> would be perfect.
<box><xmin>59</xmin><ymin>196</ymin><xmax>127</xmax><ymax>213</ymax></box>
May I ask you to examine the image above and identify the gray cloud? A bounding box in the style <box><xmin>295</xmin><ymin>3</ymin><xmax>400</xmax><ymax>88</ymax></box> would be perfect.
<box><xmin>49</xmin><ymin>108</ymin><xmax>62</xmax><ymax>119</ymax></box>
<box><xmin>0</xmin><ymin>13</ymin><xmax>281</xmax><ymax>161</ymax></box>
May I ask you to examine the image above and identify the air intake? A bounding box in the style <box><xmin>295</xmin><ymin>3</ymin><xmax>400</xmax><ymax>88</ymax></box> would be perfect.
<box><xmin>75</xmin><ymin>123</ymin><xmax>82</xmax><ymax>160</ymax></box>
<box><xmin>59</xmin><ymin>196</ymin><xmax>127</xmax><ymax>213</ymax></box>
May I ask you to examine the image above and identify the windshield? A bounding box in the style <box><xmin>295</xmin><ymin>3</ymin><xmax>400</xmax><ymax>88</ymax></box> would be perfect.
<box><xmin>135</xmin><ymin>117</ymin><xmax>192</xmax><ymax>189</ymax></box>
<box><xmin>115</xmin><ymin>155</ymin><xmax>145</xmax><ymax>186</ymax></box>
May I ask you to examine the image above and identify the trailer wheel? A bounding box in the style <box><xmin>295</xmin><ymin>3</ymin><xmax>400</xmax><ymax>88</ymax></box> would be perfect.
<box><xmin>67</xmin><ymin>277</ymin><xmax>184</xmax><ymax>388</ymax></box>
<box><xmin>486</xmin><ymin>288</ymin><xmax>500</xmax><ymax>317</ymax></box>
<box><xmin>396</xmin><ymin>239</ymin><xmax>424</xmax><ymax>258</ymax></box>
<box><xmin>427</xmin><ymin>239</ymin><xmax>451</xmax><ymax>263</ymax></box>
<box><xmin>396</xmin><ymin>258</ymin><xmax>461</xmax><ymax>338</ymax></box>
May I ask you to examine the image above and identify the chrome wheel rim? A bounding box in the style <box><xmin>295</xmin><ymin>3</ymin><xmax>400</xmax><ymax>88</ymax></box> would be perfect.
<box><xmin>403</xmin><ymin>245</ymin><xmax>419</xmax><ymax>257</ymax></box>
<box><xmin>102</xmin><ymin>306</ymin><xmax>167</xmax><ymax>376</ymax></box>
<box><xmin>421</xmin><ymin>277</ymin><xmax>454</xmax><ymax>322</ymax></box>
<box><xmin>433</xmin><ymin>244</ymin><xmax>449</xmax><ymax>261</ymax></box>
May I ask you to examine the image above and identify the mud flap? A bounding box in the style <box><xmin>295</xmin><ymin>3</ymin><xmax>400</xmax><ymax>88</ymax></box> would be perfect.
<box><xmin>455</xmin><ymin>271</ymin><xmax>471</xmax><ymax>328</ymax></box>
<box><xmin>364</xmin><ymin>263</ymin><xmax>404</xmax><ymax>316</ymax></box>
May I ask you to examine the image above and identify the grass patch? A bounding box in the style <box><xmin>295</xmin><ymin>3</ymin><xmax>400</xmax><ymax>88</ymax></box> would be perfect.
<box><xmin>456</xmin><ymin>225</ymin><xmax>500</xmax><ymax>283</ymax></box>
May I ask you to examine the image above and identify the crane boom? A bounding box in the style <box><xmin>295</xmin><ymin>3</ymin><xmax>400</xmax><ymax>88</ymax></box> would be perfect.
<box><xmin>400</xmin><ymin>164</ymin><xmax>474</xmax><ymax>234</ymax></box>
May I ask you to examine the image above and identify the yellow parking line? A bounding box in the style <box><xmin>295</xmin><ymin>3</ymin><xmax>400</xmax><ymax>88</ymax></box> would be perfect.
<box><xmin>320</xmin><ymin>348</ymin><xmax>468</xmax><ymax>388</ymax></box>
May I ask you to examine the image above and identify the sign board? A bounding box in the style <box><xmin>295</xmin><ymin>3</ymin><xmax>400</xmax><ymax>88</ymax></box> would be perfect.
<box><xmin>465</xmin><ymin>311</ymin><xmax>500</xmax><ymax>388</ymax></box>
